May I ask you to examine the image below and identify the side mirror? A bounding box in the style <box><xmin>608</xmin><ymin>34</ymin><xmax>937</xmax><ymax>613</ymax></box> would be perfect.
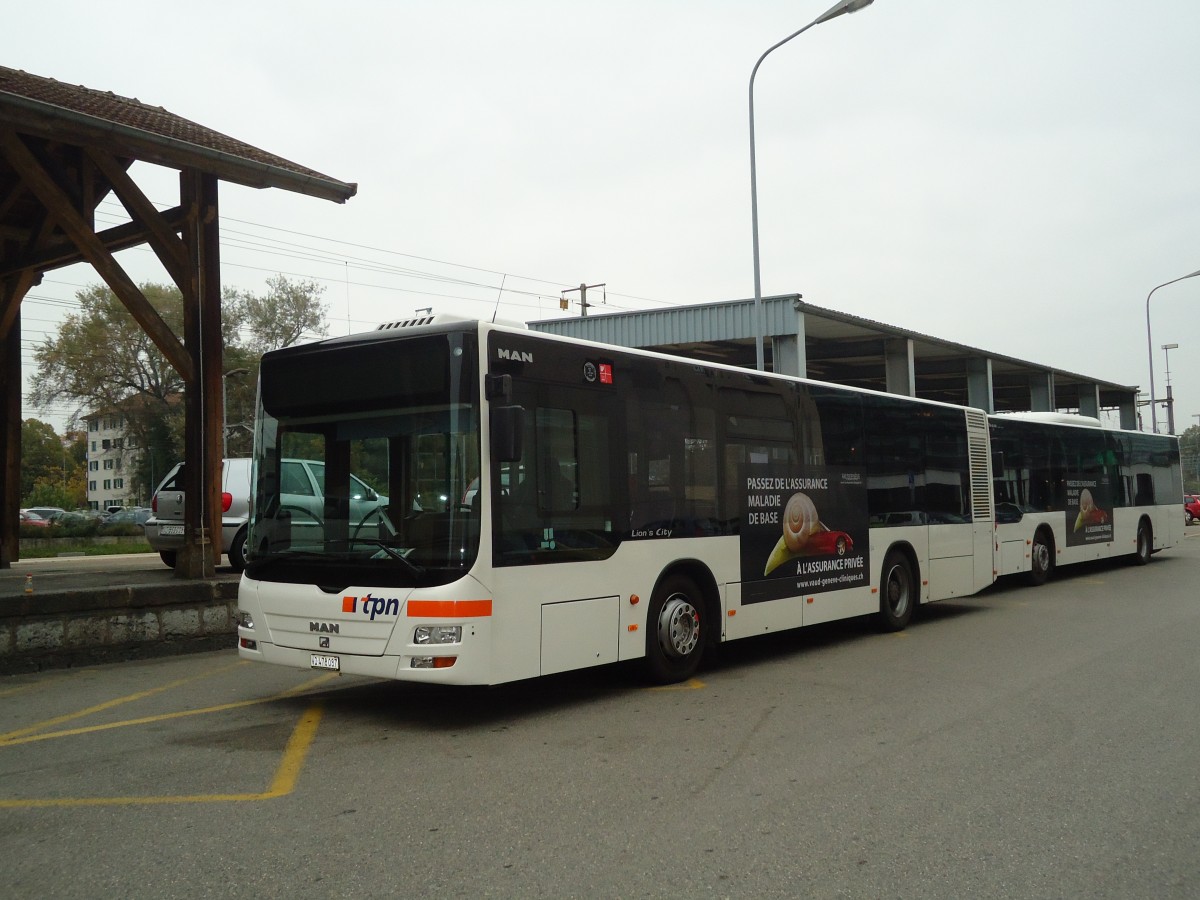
<box><xmin>491</xmin><ymin>405</ymin><xmax>524</xmax><ymax>462</ymax></box>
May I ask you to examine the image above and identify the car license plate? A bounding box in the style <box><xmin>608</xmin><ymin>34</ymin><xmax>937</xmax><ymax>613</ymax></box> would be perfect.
<box><xmin>310</xmin><ymin>654</ymin><xmax>340</xmax><ymax>671</ymax></box>
<box><xmin>159</xmin><ymin>524</ymin><xmax>185</xmax><ymax>536</ymax></box>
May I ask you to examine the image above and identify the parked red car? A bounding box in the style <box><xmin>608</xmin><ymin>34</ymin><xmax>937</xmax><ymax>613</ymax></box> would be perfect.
<box><xmin>1185</xmin><ymin>495</ymin><xmax>1200</xmax><ymax>526</ymax></box>
<box><xmin>18</xmin><ymin>510</ymin><xmax>51</xmax><ymax>528</ymax></box>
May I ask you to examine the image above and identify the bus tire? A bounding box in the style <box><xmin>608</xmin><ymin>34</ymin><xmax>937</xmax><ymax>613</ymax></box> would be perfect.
<box><xmin>229</xmin><ymin>528</ymin><xmax>248</xmax><ymax>573</ymax></box>
<box><xmin>1028</xmin><ymin>527</ymin><xmax>1055</xmax><ymax>586</ymax></box>
<box><xmin>645</xmin><ymin>573</ymin><xmax>705</xmax><ymax>684</ymax></box>
<box><xmin>159</xmin><ymin>550</ymin><xmax>177</xmax><ymax>569</ymax></box>
<box><xmin>877</xmin><ymin>550</ymin><xmax>915</xmax><ymax>632</ymax></box>
<box><xmin>1133</xmin><ymin>518</ymin><xmax>1152</xmax><ymax>566</ymax></box>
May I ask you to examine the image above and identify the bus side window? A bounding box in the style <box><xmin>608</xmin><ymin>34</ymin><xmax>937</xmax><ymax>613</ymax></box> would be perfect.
<box><xmin>494</xmin><ymin>391</ymin><xmax>619</xmax><ymax>563</ymax></box>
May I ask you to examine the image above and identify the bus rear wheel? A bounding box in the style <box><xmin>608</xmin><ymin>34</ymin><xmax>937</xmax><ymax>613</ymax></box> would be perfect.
<box><xmin>877</xmin><ymin>551</ymin><xmax>915</xmax><ymax>632</ymax></box>
<box><xmin>1133</xmin><ymin>519</ymin><xmax>1152</xmax><ymax>566</ymax></box>
<box><xmin>1028</xmin><ymin>527</ymin><xmax>1055</xmax><ymax>586</ymax></box>
<box><xmin>645</xmin><ymin>574</ymin><xmax>705</xmax><ymax>684</ymax></box>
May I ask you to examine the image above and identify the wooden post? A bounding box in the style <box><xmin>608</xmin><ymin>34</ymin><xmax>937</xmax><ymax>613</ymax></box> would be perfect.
<box><xmin>0</xmin><ymin>302</ymin><xmax>20</xmax><ymax>569</ymax></box>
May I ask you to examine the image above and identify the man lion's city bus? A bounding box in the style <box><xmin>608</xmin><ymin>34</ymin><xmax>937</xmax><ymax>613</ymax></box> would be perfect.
<box><xmin>235</xmin><ymin>316</ymin><xmax>1182</xmax><ymax>684</ymax></box>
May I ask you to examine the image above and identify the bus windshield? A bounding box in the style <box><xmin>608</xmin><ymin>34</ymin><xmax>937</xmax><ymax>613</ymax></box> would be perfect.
<box><xmin>245</xmin><ymin>329</ymin><xmax>481</xmax><ymax>588</ymax></box>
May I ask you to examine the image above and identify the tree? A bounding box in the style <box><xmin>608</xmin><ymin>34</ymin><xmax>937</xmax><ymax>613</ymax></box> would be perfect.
<box><xmin>222</xmin><ymin>275</ymin><xmax>328</xmax><ymax>457</ymax></box>
<box><xmin>1180</xmin><ymin>423</ymin><xmax>1199</xmax><ymax>493</ymax></box>
<box><xmin>28</xmin><ymin>276</ymin><xmax>329</xmax><ymax>493</ymax></box>
<box><xmin>237</xmin><ymin>274</ymin><xmax>328</xmax><ymax>356</ymax></box>
<box><xmin>19</xmin><ymin>419</ymin><xmax>87</xmax><ymax>508</ymax></box>
<box><xmin>30</xmin><ymin>283</ymin><xmax>190</xmax><ymax>498</ymax></box>
<box><xmin>21</xmin><ymin>418</ymin><xmax>63</xmax><ymax>499</ymax></box>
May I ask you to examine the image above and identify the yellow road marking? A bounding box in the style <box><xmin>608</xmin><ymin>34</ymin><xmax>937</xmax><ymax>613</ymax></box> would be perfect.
<box><xmin>0</xmin><ymin>703</ymin><xmax>324</xmax><ymax>809</ymax></box>
<box><xmin>649</xmin><ymin>677</ymin><xmax>705</xmax><ymax>691</ymax></box>
<box><xmin>0</xmin><ymin>659</ymin><xmax>247</xmax><ymax>743</ymax></box>
<box><xmin>264</xmin><ymin>703</ymin><xmax>324</xmax><ymax>797</ymax></box>
<box><xmin>0</xmin><ymin>668</ymin><xmax>99</xmax><ymax>699</ymax></box>
<box><xmin>0</xmin><ymin>672</ymin><xmax>338</xmax><ymax>748</ymax></box>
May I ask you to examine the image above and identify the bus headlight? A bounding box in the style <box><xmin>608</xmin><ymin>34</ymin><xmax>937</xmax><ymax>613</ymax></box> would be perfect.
<box><xmin>414</xmin><ymin>625</ymin><xmax>462</xmax><ymax>645</ymax></box>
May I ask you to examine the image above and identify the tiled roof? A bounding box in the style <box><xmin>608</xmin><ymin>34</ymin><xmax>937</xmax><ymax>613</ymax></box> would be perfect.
<box><xmin>0</xmin><ymin>65</ymin><xmax>356</xmax><ymax>202</ymax></box>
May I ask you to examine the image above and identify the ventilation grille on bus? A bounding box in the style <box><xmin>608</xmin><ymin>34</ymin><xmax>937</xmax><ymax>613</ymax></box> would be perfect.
<box><xmin>377</xmin><ymin>316</ymin><xmax>436</xmax><ymax>330</ymax></box>
<box><xmin>965</xmin><ymin>410</ymin><xmax>993</xmax><ymax>522</ymax></box>
<box><xmin>377</xmin><ymin>312</ymin><xmax>481</xmax><ymax>331</ymax></box>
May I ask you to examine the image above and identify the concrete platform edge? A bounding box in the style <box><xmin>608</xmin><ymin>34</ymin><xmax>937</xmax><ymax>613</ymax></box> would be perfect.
<box><xmin>0</xmin><ymin>580</ymin><xmax>240</xmax><ymax>675</ymax></box>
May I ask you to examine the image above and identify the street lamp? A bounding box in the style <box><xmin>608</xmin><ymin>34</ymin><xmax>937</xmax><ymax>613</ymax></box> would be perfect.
<box><xmin>1162</xmin><ymin>343</ymin><xmax>1179</xmax><ymax>434</ymax></box>
<box><xmin>749</xmin><ymin>0</ymin><xmax>875</xmax><ymax>371</ymax></box>
<box><xmin>1145</xmin><ymin>268</ymin><xmax>1200</xmax><ymax>432</ymax></box>
<box><xmin>222</xmin><ymin>367</ymin><xmax>249</xmax><ymax>457</ymax></box>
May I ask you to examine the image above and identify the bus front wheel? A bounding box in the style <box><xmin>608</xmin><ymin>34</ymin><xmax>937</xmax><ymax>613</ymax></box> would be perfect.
<box><xmin>646</xmin><ymin>574</ymin><xmax>705</xmax><ymax>684</ymax></box>
<box><xmin>877</xmin><ymin>551</ymin><xmax>915</xmax><ymax>632</ymax></box>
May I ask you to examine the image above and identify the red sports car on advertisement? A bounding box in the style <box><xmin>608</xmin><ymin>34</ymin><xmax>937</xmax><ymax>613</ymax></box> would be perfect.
<box><xmin>806</xmin><ymin>528</ymin><xmax>854</xmax><ymax>556</ymax></box>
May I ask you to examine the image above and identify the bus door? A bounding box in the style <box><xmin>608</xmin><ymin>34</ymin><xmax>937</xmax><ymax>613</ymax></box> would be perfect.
<box><xmin>924</xmin><ymin>409</ymin><xmax>993</xmax><ymax>597</ymax></box>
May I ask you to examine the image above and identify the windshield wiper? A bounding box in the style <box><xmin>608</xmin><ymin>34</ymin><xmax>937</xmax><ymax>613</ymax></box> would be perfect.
<box><xmin>353</xmin><ymin>539</ymin><xmax>427</xmax><ymax>578</ymax></box>
<box><xmin>245</xmin><ymin>550</ymin><xmax>331</xmax><ymax>573</ymax></box>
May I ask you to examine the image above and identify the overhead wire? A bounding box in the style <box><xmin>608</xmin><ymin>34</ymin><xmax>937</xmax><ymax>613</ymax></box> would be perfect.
<box><xmin>21</xmin><ymin>194</ymin><xmax>684</xmax><ymax>426</ymax></box>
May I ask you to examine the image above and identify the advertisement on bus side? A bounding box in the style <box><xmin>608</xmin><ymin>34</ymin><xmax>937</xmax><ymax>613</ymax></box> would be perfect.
<box><xmin>740</xmin><ymin>464</ymin><xmax>869</xmax><ymax>604</ymax></box>
<box><xmin>1065</xmin><ymin>475</ymin><xmax>1113</xmax><ymax>546</ymax></box>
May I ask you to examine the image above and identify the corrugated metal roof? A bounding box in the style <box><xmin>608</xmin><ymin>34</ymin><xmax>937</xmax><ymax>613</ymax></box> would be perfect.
<box><xmin>532</xmin><ymin>294</ymin><xmax>801</xmax><ymax>347</ymax></box>
<box><xmin>530</xmin><ymin>294</ymin><xmax>1139</xmax><ymax>419</ymax></box>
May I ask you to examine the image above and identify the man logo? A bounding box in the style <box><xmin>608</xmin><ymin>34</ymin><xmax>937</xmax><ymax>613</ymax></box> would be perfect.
<box><xmin>497</xmin><ymin>348</ymin><xmax>533</xmax><ymax>363</ymax></box>
<box><xmin>319</xmin><ymin>636</ymin><xmax>331</xmax><ymax>649</ymax></box>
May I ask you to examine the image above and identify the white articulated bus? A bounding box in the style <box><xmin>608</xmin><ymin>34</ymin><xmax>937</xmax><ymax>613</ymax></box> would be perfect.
<box><xmin>235</xmin><ymin>316</ymin><xmax>1182</xmax><ymax>684</ymax></box>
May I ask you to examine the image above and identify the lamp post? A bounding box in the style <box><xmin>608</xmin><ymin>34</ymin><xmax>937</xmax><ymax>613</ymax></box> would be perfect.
<box><xmin>1162</xmin><ymin>343</ymin><xmax>1179</xmax><ymax>434</ymax></box>
<box><xmin>1145</xmin><ymin>268</ymin><xmax>1200</xmax><ymax>432</ymax></box>
<box><xmin>222</xmin><ymin>367</ymin><xmax>249</xmax><ymax>457</ymax></box>
<box><xmin>749</xmin><ymin>0</ymin><xmax>875</xmax><ymax>371</ymax></box>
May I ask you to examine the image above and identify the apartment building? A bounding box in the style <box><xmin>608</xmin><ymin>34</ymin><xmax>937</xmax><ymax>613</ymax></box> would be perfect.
<box><xmin>83</xmin><ymin>411</ymin><xmax>139</xmax><ymax>511</ymax></box>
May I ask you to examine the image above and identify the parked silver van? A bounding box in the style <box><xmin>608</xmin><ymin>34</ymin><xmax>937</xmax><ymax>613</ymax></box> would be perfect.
<box><xmin>146</xmin><ymin>457</ymin><xmax>388</xmax><ymax>571</ymax></box>
<box><xmin>145</xmin><ymin>458</ymin><xmax>253</xmax><ymax>571</ymax></box>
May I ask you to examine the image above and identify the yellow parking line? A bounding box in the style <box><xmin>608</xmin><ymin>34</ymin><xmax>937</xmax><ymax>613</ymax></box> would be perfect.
<box><xmin>0</xmin><ymin>672</ymin><xmax>340</xmax><ymax>748</ymax></box>
<box><xmin>0</xmin><ymin>668</ymin><xmax>99</xmax><ymax>698</ymax></box>
<box><xmin>0</xmin><ymin>659</ymin><xmax>248</xmax><ymax>743</ymax></box>
<box><xmin>0</xmin><ymin>703</ymin><xmax>324</xmax><ymax>809</ymax></box>
<box><xmin>263</xmin><ymin>703</ymin><xmax>324</xmax><ymax>797</ymax></box>
<box><xmin>648</xmin><ymin>677</ymin><xmax>705</xmax><ymax>691</ymax></box>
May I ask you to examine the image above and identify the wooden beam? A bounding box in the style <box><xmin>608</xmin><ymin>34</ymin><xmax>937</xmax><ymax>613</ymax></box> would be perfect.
<box><xmin>198</xmin><ymin>171</ymin><xmax>224</xmax><ymax>574</ymax></box>
<box><xmin>174</xmin><ymin>168</ymin><xmax>224</xmax><ymax>578</ymax></box>
<box><xmin>0</xmin><ymin>205</ymin><xmax>189</xmax><ymax>280</ymax></box>
<box><xmin>87</xmin><ymin>149</ymin><xmax>192</xmax><ymax>291</ymax></box>
<box><xmin>0</xmin><ymin>129</ymin><xmax>195</xmax><ymax>385</ymax></box>
<box><xmin>0</xmin><ymin>301</ymin><xmax>22</xmax><ymax>568</ymax></box>
<box><xmin>0</xmin><ymin>181</ymin><xmax>27</xmax><ymax>221</ymax></box>
<box><xmin>0</xmin><ymin>212</ymin><xmax>56</xmax><ymax>344</ymax></box>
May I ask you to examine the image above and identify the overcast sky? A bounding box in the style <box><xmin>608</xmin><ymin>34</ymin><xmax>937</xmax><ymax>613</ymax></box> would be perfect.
<box><xmin>9</xmin><ymin>0</ymin><xmax>1200</xmax><ymax>435</ymax></box>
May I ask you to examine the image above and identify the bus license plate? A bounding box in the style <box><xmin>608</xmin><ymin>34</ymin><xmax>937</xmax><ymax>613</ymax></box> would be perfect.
<box><xmin>310</xmin><ymin>654</ymin><xmax>340</xmax><ymax>671</ymax></box>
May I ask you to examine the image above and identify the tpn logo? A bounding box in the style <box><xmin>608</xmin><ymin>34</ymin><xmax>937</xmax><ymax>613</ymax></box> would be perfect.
<box><xmin>342</xmin><ymin>594</ymin><xmax>401</xmax><ymax>621</ymax></box>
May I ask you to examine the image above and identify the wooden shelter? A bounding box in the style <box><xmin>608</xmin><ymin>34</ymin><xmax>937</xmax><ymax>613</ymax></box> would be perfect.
<box><xmin>0</xmin><ymin>66</ymin><xmax>356</xmax><ymax>575</ymax></box>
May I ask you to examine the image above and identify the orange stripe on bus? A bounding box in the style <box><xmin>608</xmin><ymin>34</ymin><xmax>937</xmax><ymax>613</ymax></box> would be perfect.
<box><xmin>406</xmin><ymin>599</ymin><xmax>493</xmax><ymax>618</ymax></box>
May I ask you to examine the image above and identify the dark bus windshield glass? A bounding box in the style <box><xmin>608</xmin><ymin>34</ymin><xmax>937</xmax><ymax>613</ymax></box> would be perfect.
<box><xmin>246</xmin><ymin>330</ymin><xmax>480</xmax><ymax>587</ymax></box>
